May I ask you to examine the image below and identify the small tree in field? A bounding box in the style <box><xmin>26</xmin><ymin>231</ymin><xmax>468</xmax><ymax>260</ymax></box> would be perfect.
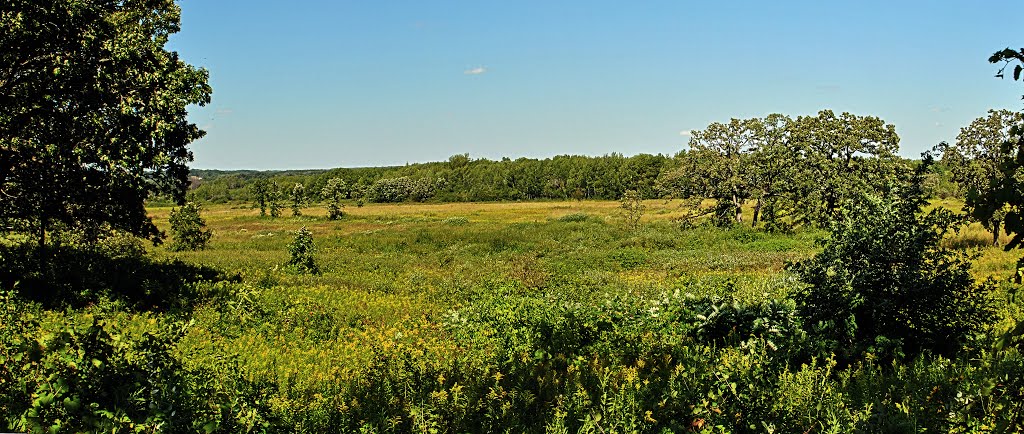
<box><xmin>287</xmin><ymin>227</ymin><xmax>318</xmax><ymax>274</ymax></box>
<box><xmin>168</xmin><ymin>202</ymin><xmax>212</xmax><ymax>251</ymax></box>
<box><xmin>321</xmin><ymin>178</ymin><xmax>348</xmax><ymax>220</ymax></box>
<box><xmin>290</xmin><ymin>183</ymin><xmax>306</xmax><ymax>216</ymax></box>
<box><xmin>620</xmin><ymin>190</ymin><xmax>645</xmax><ymax>230</ymax></box>
<box><xmin>251</xmin><ymin>179</ymin><xmax>270</xmax><ymax>216</ymax></box>
<box><xmin>269</xmin><ymin>182</ymin><xmax>284</xmax><ymax>218</ymax></box>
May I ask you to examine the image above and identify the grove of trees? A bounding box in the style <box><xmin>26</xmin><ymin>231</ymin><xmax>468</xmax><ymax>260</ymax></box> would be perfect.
<box><xmin>668</xmin><ymin>110</ymin><xmax>903</xmax><ymax>229</ymax></box>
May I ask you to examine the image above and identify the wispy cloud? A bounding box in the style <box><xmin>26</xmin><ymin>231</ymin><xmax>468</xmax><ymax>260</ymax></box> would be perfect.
<box><xmin>215</xmin><ymin>108</ymin><xmax>234</xmax><ymax>116</ymax></box>
<box><xmin>679</xmin><ymin>129</ymin><xmax>694</xmax><ymax>137</ymax></box>
<box><xmin>464</xmin><ymin>66</ymin><xmax>487</xmax><ymax>75</ymax></box>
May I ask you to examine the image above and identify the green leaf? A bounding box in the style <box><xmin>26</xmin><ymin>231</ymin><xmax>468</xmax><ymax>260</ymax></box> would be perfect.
<box><xmin>202</xmin><ymin>421</ymin><xmax>218</xmax><ymax>433</ymax></box>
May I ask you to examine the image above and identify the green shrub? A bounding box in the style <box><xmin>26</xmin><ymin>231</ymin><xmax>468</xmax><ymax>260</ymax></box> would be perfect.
<box><xmin>620</xmin><ymin>190</ymin><xmax>645</xmax><ymax>229</ymax></box>
<box><xmin>268</xmin><ymin>182</ymin><xmax>283</xmax><ymax>218</ymax></box>
<box><xmin>286</xmin><ymin>227</ymin><xmax>318</xmax><ymax>274</ymax></box>
<box><xmin>711</xmin><ymin>199</ymin><xmax>738</xmax><ymax>228</ymax></box>
<box><xmin>168</xmin><ymin>202</ymin><xmax>212</xmax><ymax>251</ymax></box>
<box><xmin>0</xmin><ymin>298</ymin><xmax>261</xmax><ymax>433</ymax></box>
<box><xmin>557</xmin><ymin>212</ymin><xmax>590</xmax><ymax>223</ymax></box>
<box><xmin>609</xmin><ymin>248</ymin><xmax>646</xmax><ymax>270</ymax></box>
<box><xmin>792</xmin><ymin>182</ymin><xmax>994</xmax><ymax>362</ymax></box>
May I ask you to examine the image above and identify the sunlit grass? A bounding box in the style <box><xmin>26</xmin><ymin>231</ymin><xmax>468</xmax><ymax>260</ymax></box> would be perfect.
<box><xmin>147</xmin><ymin>197</ymin><xmax>1024</xmax><ymax>423</ymax></box>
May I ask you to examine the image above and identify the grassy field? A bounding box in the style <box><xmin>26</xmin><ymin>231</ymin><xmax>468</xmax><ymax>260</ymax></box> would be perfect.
<box><xmin>137</xmin><ymin>199</ymin><xmax>1024</xmax><ymax>430</ymax></box>
<box><xmin>149</xmin><ymin>200</ymin><xmax>823</xmax><ymax>303</ymax></box>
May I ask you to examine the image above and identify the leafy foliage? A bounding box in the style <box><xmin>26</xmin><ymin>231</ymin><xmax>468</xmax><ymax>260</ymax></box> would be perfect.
<box><xmin>168</xmin><ymin>202</ymin><xmax>212</xmax><ymax>252</ymax></box>
<box><xmin>268</xmin><ymin>182</ymin><xmax>283</xmax><ymax>218</ymax></box>
<box><xmin>991</xmin><ymin>47</ymin><xmax>1024</xmax><ymax>94</ymax></box>
<box><xmin>286</xmin><ymin>227</ymin><xmax>317</xmax><ymax>274</ymax></box>
<box><xmin>940</xmin><ymin>109</ymin><xmax>1024</xmax><ymax>245</ymax></box>
<box><xmin>320</xmin><ymin>177</ymin><xmax>347</xmax><ymax>220</ymax></box>
<box><xmin>792</xmin><ymin>163</ymin><xmax>994</xmax><ymax>362</ymax></box>
<box><xmin>289</xmin><ymin>183</ymin><xmax>306</xmax><ymax>216</ymax></box>
<box><xmin>0</xmin><ymin>0</ymin><xmax>211</xmax><ymax>246</ymax></box>
<box><xmin>619</xmin><ymin>189</ymin><xmax>645</xmax><ymax>230</ymax></box>
<box><xmin>0</xmin><ymin>293</ymin><xmax>273</xmax><ymax>433</ymax></box>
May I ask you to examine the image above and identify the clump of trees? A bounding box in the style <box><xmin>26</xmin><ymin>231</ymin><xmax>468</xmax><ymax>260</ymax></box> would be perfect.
<box><xmin>190</xmin><ymin>153</ymin><xmax>676</xmax><ymax>205</ymax></box>
<box><xmin>667</xmin><ymin>110</ymin><xmax>904</xmax><ymax>229</ymax></box>
<box><xmin>250</xmin><ymin>180</ymin><xmax>284</xmax><ymax>218</ymax></box>
<box><xmin>365</xmin><ymin>176</ymin><xmax>438</xmax><ymax>203</ymax></box>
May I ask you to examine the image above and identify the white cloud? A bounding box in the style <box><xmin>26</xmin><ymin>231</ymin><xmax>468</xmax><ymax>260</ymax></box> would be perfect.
<box><xmin>464</xmin><ymin>67</ymin><xmax>487</xmax><ymax>75</ymax></box>
<box><xmin>679</xmin><ymin>129</ymin><xmax>693</xmax><ymax>137</ymax></box>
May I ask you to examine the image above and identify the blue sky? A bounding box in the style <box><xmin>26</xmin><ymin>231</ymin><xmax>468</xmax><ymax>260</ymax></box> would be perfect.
<box><xmin>170</xmin><ymin>1</ymin><xmax>1024</xmax><ymax>169</ymax></box>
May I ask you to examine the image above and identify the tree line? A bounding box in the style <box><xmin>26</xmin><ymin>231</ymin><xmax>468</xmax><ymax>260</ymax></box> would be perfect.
<box><xmin>188</xmin><ymin>152</ymin><xmax>675</xmax><ymax>204</ymax></box>
<box><xmin>186</xmin><ymin>110</ymin><xmax>934</xmax><ymax>231</ymax></box>
<box><xmin>186</xmin><ymin>106</ymin><xmax>1024</xmax><ymax>245</ymax></box>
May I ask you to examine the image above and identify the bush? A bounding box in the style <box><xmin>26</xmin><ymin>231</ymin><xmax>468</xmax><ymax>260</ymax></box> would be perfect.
<box><xmin>0</xmin><ymin>294</ymin><xmax>276</xmax><ymax>433</ymax></box>
<box><xmin>168</xmin><ymin>202</ymin><xmax>212</xmax><ymax>251</ymax></box>
<box><xmin>711</xmin><ymin>199</ymin><xmax>738</xmax><ymax>228</ymax></box>
<box><xmin>0</xmin><ymin>243</ymin><xmax>230</xmax><ymax>310</ymax></box>
<box><xmin>791</xmin><ymin>179</ymin><xmax>994</xmax><ymax>362</ymax></box>
<box><xmin>557</xmin><ymin>212</ymin><xmax>590</xmax><ymax>223</ymax></box>
<box><xmin>287</xmin><ymin>227</ymin><xmax>318</xmax><ymax>274</ymax></box>
<box><xmin>620</xmin><ymin>190</ymin><xmax>645</xmax><ymax>229</ymax></box>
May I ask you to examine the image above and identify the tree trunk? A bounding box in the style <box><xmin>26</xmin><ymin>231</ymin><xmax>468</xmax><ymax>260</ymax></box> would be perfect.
<box><xmin>993</xmin><ymin>219</ymin><xmax>1001</xmax><ymax>246</ymax></box>
<box><xmin>733</xmin><ymin>194</ymin><xmax>743</xmax><ymax>223</ymax></box>
<box><xmin>752</xmin><ymin>196</ymin><xmax>762</xmax><ymax>227</ymax></box>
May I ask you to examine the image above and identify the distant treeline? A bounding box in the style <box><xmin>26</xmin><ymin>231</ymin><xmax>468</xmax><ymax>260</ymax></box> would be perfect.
<box><xmin>187</xmin><ymin>111</ymin><xmax>972</xmax><ymax>233</ymax></box>
<box><xmin>188</xmin><ymin>153</ymin><xmax>677</xmax><ymax>203</ymax></box>
<box><xmin>189</xmin><ymin>154</ymin><xmax>956</xmax><ymax>208</ymax></box>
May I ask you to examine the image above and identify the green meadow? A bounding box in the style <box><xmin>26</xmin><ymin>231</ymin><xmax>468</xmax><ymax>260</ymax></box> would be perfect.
<box><xmin>117</xmin><ymin>199</ymin><xmax>1018</xmax><ymax>431</ymax></box>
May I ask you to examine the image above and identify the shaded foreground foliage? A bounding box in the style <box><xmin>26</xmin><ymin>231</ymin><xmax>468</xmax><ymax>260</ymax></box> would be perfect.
<box><xmin>0</xmin><ymin>240</ymin><xmax>233</xmax><ymax>311</ymax></box>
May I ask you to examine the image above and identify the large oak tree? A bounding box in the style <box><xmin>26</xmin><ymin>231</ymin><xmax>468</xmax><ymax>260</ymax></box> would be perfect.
<box><xmin>0</xmin><ymin>0</ymin><xmax>211</xmax><ymax>246</ymax></box>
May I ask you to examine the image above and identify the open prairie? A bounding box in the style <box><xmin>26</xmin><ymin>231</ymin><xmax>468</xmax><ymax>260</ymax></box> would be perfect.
<box><xmin>136</xmin><ymin>199</ymin><xmax>1023</xmax><ymax>430</ymax></box>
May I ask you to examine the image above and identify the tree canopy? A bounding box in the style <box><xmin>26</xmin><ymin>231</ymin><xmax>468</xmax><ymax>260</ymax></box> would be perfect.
<box><xmin>664</xmin><ymin>110</ymin><xmax>905</xmax><ymax>229</ymax></box>
<box><xmin>0</xmin><ymin>0</ymin><xmax>211</xmax><ymax>245</ymax></box>
<box><xmin>940</xmin><ymin>109</ymin><xmax>1024</xmax><ymax>245</ymax></box>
